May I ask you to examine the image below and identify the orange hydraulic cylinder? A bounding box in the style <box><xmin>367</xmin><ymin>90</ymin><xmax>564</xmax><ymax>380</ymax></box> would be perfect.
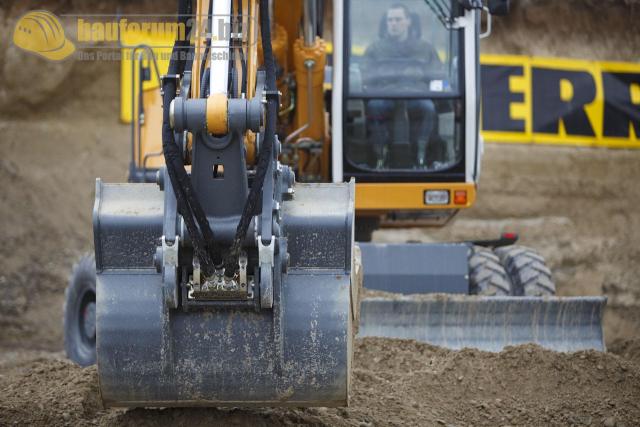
<box><xmin>258</xmin><ymin>23</ymin><xmax>288</xmax><ymax>76</ymax></box>
<box><xmin>292</xmin><ymin>36</ymin><xmax>326</xmax><ymax>141</ymax></box>
<box><xmin>274</xmin><ymin>0</ymin><xmax>303</xmax><ymax>71</ymax></box>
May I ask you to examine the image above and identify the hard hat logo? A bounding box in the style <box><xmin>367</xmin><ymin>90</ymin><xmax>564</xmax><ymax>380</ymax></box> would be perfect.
<box><xmin>13</xmin><ymin>10</ymin><xmax>76</xmax><ymax>61</ymax></box>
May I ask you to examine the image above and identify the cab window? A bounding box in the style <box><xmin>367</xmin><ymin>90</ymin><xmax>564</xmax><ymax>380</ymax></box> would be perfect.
<box><xmin>345</xmin><ymin>0</ymin><xmax>463</xmax><ymax>172</ymax></box>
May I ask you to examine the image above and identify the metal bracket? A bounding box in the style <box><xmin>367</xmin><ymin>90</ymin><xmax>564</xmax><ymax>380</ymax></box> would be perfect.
<box><xmin>160</xmin><ymin>74</ymin><xmax>182</xmax><ymax>96</ymax></box>
<box><xmin>264</xmin><ymin>89</ymin><xmax>281</xmax><ymax>106</ymax></box>
<box><xmin>162</xmin><ymin>235</ymin><xmax>179</xmax><ymax>266</ymax></box>
<box><xmin>258</xmin><ymin>236</ymin><xmax>275</xmax><ymax>267</ymax></box>
<box><xmin>192</xmin><ymin>257</ymin><xmax>201</xmax><ymax>285</ymax></box>
<box><xmin>161</xmin><ymin>235</ymin><xmax>179</xmax><ymax>308</ymax></box>
<box><xmin>239</xmin><ymin>252</ymin><xmax>248</xmax><ymax>288</ymax></box>
<box><xmin>258</xmin><ymin>236</ymin><xmax>275</xmax><ymax>309</ymax></box>
<box><xmin>186</xmin><ymin>252</ymin><xmax>250</xmax><ymax>302</ymax></box>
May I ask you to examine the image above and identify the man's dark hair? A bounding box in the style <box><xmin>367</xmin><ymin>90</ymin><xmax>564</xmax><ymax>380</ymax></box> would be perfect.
<box><xmin>388</xmin><ymin>3</ymin><xmax>411</xmax><ymax>18</ymax></box>
<box><xmin>379</xmin><ymin>3</ymin><xmax>421</xmax><ymax>39</ymax></box>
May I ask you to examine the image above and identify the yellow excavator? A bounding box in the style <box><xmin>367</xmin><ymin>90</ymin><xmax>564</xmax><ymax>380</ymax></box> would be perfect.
<box><xmin>62</xmin><ymin>0</ymin><xmax>605</xmax><ymax>408</ymax></box>
<box><xmin>126</xmin><ymin>0</ymin><xmax>483</xmax><ymax>233</ymax></box>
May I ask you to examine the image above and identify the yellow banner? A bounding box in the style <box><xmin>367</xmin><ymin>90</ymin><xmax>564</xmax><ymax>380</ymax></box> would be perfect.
<box><xmin>480</xmin><ymin>54</ymin><xmax>640</xmax><ymax>149</ymax></box>
<box><xmin>120</xmin><ymin>42</ymin><xmax>640</xmax><ymax>150</ymax></box>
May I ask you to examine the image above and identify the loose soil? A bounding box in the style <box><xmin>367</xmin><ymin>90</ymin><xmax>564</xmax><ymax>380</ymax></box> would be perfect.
<box><xmin>1</xmin><ymin>339</ymin><xmax>639</xmax><ymax>427</ymax></box>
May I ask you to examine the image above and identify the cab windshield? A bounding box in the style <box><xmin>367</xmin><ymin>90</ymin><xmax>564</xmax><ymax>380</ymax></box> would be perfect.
<box><xmin>345</xmin><ymin>0</ymin><xmax>463</xmax><ymax>172</ymax></box>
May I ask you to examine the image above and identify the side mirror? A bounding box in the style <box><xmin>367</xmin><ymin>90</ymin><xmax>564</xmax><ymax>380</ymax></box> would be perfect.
<box><xmin>488</xmin><ymin>0</ymin><xmax>510</xmax><ymax>16</ymax></box>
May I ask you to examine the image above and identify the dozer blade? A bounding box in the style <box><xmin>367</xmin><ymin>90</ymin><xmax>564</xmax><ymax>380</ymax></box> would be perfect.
<box><xmin>358</xmin><ymin>295</ymin><xmax>606</xmax><ymax>352</ymax></box>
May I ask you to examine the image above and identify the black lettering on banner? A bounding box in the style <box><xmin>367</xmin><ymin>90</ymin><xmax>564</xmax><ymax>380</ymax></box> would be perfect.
<box><xmin>532</xmin><ymin>68</ymin><xmax>596</xmax><ymax>136</ymax></box>
<box><xmin>602</xmin><ymin>72</ymin><xmax>640</xmax><ymax>138</ymax></box>
<box><xmin>481</xmin><ymin>65</ymin><xmax>525</xmax><ymax>132</ymax></box>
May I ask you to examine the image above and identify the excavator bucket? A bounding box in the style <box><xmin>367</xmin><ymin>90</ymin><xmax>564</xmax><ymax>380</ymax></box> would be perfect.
<box><xmin>94</xmin><ymin>180</ymin><xmax>357</xmax><ymax>407</ymax></box>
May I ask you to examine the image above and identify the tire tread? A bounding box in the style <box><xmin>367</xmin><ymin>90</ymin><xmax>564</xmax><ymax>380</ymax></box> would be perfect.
<box><xmin>495</xmin><ymin>245</ymin><xmax>555</xmax><ymax>296</ymax></box>
<box><xmin>468</xmin><ymin>246</ymin><xmax>512</xmax><ymax>296</ymax></box>
<box><xmin>63</xmin><ymin>253</ymin><xmax>97</xmax><ymax>367</ymax></box>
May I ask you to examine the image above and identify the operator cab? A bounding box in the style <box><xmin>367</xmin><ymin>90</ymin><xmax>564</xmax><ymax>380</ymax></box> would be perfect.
<box><xmin>340</xmin><ymin>0</ymin><xmax>473</xmax><ymax>184</ymax></box>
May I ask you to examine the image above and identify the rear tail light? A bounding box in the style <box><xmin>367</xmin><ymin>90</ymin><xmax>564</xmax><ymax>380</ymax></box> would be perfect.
<box><xmin>453</xmin><ymin>190</ymin><xmax>468</xmax><ymax>205</ymax></box>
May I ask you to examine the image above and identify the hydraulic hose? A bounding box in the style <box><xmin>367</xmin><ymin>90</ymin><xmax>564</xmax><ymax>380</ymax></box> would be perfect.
<box><xmin>162</xmin><ymin>0</ymin><xmax>222</xmax><ymax>277</ymax></box>
<box><xmin>223</xmin><ymin>0</ymin><xmax>277</xmax><ymax>277</ymax></box>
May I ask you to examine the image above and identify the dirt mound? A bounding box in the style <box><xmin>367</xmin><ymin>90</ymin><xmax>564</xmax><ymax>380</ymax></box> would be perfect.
<box><xmin>483</xmin><ymin>0</ymin><xmax>640</xmax><ymax>61</ymax></box>
<box><xmin>609</xmin><ymin>339</ymin><xmax>640</xmax><ymax>366</ymax></box>
<box><xmin>0</xmin><ymin>0</ymin><xmax>176</xmax><ymax>116</ymax></box>
<box><xmin>0</xmin><ymin>358</ymin><xmax>101</xmax><ymax>426</ymax></box>
<box><xmin>0</xmin><ymin>57</ymin><xmax>129</xmax><ymax>350</ymax></box>
<box><xmin>1</xmin><ymin>339</ymin><xmax>639</xmax><ymax>426</ymax></box>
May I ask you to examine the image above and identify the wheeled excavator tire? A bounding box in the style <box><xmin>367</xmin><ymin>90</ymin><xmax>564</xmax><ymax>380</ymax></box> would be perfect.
<box><xmin>495</xmin><ymin>245</ymin><xmax>556</xmax><ymax>296</ymax></box>
<box><xmin>468</xmin><ymin>246</ymin><xmax>512</xmax><ymax>296</ymax></box>
<box><xmin>64</xmin><ymin>253</ymin><xmax>97</xmax><ymax>367</ymax></box>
